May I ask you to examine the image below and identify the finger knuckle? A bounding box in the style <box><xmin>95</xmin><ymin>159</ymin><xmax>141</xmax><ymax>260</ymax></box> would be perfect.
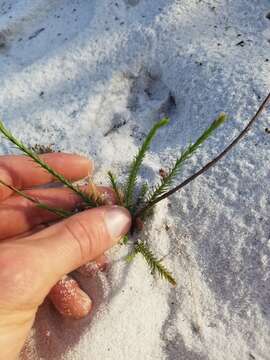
<box><xmin>64</xmin><ymin>218</ymin><xmax>105</xmax><ymax>263</ymax></box>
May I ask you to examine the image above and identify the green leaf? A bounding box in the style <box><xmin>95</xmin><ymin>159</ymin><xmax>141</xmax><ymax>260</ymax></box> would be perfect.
<box><xmin>124</xmin><ymin>118</ymin><xmax>169</xmax><ymax>209</ymax></box>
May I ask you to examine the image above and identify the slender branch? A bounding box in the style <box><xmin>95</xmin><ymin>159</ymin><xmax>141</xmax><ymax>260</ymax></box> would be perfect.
<box><xmin>0</xmin><ymin>121</ymin><xmax>96</xmax><ymax>206</ymax></box>
<box><xmin>124</xmin><ymin>118</ymin><xmax>169</xmax><ymax>209</ymax></box>
<box><xmin>108</xmin><ymin>171</ymin><xmax>123</xmax><ymax>205</ymax></box>
<box><xmin>127</xmin><ymin>241</ymin><xmax>176</xmax><ymax>286</ymax></box>
<box><xmin>136</xmin><ymin>92</ymin><xmax>270</xmax><ymax>218</ymax></box>
<box><xmin>145</xmin><ymin>113</ymin><xmax>227</xmax><ymax>205</ymax></box>
<box><xmin>0</xmin><ymin>179</ymin><xmax>72</xmax><ymax>218</ymax></box>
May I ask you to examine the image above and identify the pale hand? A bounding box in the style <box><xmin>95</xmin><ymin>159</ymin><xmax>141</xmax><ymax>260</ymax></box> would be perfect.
<box><xmin>0</xmin><ymin>153</ymin><xmax>131</xmax><ymax>359</ymax></box>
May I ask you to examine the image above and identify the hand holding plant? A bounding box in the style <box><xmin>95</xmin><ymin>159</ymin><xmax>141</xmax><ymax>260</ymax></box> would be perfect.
<box><xmin>0</xmin><ymin>91</ymin><xmax>268</xmax><ymax>315</ymax></box>
<box><xmin>0</xmin><ymin>153</ymin><xmax>131</xmax><ymax>359</ymax></box>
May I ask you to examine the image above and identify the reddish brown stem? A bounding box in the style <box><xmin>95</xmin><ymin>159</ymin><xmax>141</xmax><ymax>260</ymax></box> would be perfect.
<box><xmin>135</xmin><ymin>92</ymin><xmax>270</xmax><ymax>219</ymax></box>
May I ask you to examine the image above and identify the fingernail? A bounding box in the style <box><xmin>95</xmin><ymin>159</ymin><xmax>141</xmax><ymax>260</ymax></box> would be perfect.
<box><xmin>104</xmin><ymin>206</ymin><xmax>131</xmax><ymax>241</ymax></box>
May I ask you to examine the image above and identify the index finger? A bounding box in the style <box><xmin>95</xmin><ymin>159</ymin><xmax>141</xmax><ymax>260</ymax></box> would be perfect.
<box><xmin>0</xmin><ymin>153</ymin><xmax>93</xmax><ymax>201</ymax></box>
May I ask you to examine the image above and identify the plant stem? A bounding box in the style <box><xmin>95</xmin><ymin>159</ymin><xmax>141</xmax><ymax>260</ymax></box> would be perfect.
<box><xmin>136</xmin><ymin>91</ymin><xmax>270</xmax><ymax>218</ymax></box>
<box><xmin>0</xmin><ymin>179</ymin><xmax>72</xmax><ymax>218</ymax></box>
<box><xmin>0</xmin><ymin>121</ymin><xmax>95</xmax><ymax>206</ymax></box>
<box><xmin>145</xmin><ymin>113</ymin><xmax>227</xmax><ymax>205</ymax></box>
<box><xmin>124</xmin><ymin>118</ymin><xmax>169</xmax><ymax>209</ymax></box>
<box><xmin>127</xmin><ymin>241</ymin><xmax>176</xmax><ymax>286</ymax></box>
<box><xmin>108</xmin><ymin>171</ymin><xmax>123</xmax><ymax>205</ymax></box>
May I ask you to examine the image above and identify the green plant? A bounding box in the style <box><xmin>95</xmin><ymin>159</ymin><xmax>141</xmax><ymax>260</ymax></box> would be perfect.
<box><xmin>0</xmin><ymin>91</ymin><xmax>269</xmax><ymax>285</ymax></box>
<box><xmin>0</xmin><ymin>178</ymin><xmax>72</xmax><ymax>218</ymax></box>
<box><xmin>126</xmin><ymin>241</ymin><xmax>177</xmax><ymax>286</ymax></box>
<box><xmin>145</xmin><ymin>114</ymin><xmax>227</xmax><ymax>206</ymax></box>
<box><xmin>124</xmin><ymin>117</ymin><xmax>169</xmax><ymax>210</ymax></box>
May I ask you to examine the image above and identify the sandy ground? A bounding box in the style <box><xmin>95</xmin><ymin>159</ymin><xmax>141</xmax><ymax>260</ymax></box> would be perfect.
<box><xmin>0</xmin><ymin>0</ymin><xmax>270</xmax><ymax>359</ymax></box>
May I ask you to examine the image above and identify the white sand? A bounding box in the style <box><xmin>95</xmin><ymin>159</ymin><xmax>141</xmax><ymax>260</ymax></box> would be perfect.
<box><xmin>0</xmin><ymin>0</ymin><xmax>270</xmax><ymax>359</ymax></box>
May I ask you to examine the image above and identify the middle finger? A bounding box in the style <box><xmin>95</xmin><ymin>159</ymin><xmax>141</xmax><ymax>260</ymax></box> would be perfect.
<box><xmin>0</xmin><ymin>186</ymin><xmax>116</xmax><ymax>239</ymax></box>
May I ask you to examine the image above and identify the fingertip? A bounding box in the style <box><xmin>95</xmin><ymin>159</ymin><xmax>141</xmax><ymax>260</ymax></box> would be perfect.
<box><xmin>75</xmin><ymin>154</ymin><xmax>94</xmax><ymax>175</ymax></box>
<box><xmin>49</xmin><ymin>275</ymin><xmax>92</xmax><ymax>319</ymax></box>
<box><xmin>77</xmin><ymin>254</ymin><xmax>109</xmax><ymax>277</ymax></box>
<box><xmin>41</xmin><ymin>152</ymin><xmax>94</xmax><ymax>180</ymax></box>
<box><xmin>96</xmin><ymin>254</ymin><xmax>110</xmax><ymax>272</ymax></box>
<box><xmin>103</xmin><ymin>206</ymin><xmax>131</xmax><ymax>242</ymax></box>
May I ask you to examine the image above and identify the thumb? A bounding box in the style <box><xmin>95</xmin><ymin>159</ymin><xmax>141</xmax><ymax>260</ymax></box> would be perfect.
<box><xmin>26</xmin><ymin>205</ymin><xmax>131</xmax><ymax>298</ymax></box>
<box><xmin>0</xmin><ymin>206</ymin><xmax>130</xmax><ymax>359</ymax></box>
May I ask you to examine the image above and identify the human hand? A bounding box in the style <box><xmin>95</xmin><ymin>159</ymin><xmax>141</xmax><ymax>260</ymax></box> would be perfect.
<box><xmin>0</xmin><ymin>153</ymin><xmax>131</xmax><ymax>359</ymax></box>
